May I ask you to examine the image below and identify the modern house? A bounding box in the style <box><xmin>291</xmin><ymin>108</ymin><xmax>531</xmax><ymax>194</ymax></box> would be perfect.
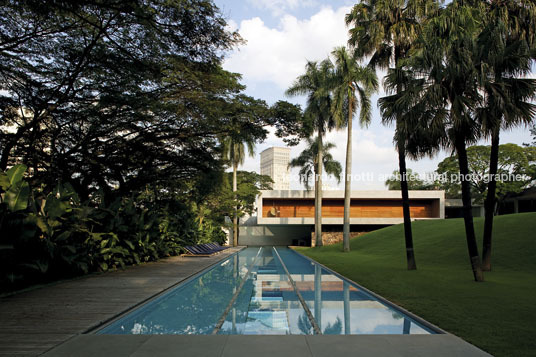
<box><xmin>239</xmin><ymin>189</ymin><xmax>445</xmax><ymax>246</ymax></box>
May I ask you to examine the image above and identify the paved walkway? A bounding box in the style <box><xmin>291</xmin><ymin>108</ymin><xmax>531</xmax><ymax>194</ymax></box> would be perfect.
<box><xmin>43</xmin><ymin>334</ymin><xmax>491</xmax><ymax>356</ymax></box>
<box><xmin>0</xmin><ymin>247</ymin><xmax>243</xmax><ymax>356</ymax></box>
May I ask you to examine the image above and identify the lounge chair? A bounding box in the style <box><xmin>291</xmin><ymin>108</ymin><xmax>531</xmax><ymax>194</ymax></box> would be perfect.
<box><xmin>181</xmin><ymin>242</ymin><xmax>229</xmax><ymax>257</ymax></box>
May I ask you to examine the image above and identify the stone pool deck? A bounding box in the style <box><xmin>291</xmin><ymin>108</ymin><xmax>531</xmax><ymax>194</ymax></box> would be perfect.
<box><xmin>0</xmin><ymin>246</ymin><xmax>491</xmax><ymax>357</ymax></box>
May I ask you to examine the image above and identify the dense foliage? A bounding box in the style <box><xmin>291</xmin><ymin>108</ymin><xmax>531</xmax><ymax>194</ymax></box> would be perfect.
<box><xmin>0</xmin><ymin>0</ymin><xmax>302</xmax><ymax>291</ymax></box>
<box><xmin>436</xmin><ymin>144</ymin><xmax>535</xmax><ymax>202</ymax></box>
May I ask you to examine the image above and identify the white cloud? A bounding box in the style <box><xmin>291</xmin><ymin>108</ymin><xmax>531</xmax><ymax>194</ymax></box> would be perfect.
<box><xmin>248</xmin><ymin>0</ymin><xmax>318</xmax><ymax>17</ymax></box>
<box><xmin>226</xmin><ymin>4</ymin><xmax>535</xmax><ymax>190</ymax></box>
<box><xmin>223</xmin><ymin>6</ymin><xmax>352</xmax><ymax>90</ymax></box>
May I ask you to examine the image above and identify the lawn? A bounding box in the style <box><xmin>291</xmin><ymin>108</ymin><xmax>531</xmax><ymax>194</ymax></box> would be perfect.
<box><xmin>295</xmin><ymin>212</ymin><xmax>536</xmax><ymax>357</ymax></box>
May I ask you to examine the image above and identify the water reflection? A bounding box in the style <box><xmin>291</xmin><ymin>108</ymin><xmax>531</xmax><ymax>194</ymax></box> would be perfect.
<box><xmin>275</xmin><ymin>248</ymin><xmax>432</xmax><ymax>335</ymax></box>
<box><xmin>219</xmin><ymin>246</ymin><xmax>309</xmax><ymax>334</ymax></box>
<box><xmin>98</xmin><ymin>247</ymin><xmax>434</xmax><ymax>335</ymax></box>
<box><xmin>98</xmin><ymin>248</ymin><xmax>260</xmax><ymax>334</ymax></box>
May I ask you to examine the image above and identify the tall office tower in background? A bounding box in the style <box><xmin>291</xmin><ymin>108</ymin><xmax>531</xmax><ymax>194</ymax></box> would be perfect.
<box><xmin>260</xmin><ymin>147</ymin><xmax>291</xmax><ymax>190</ymax></box>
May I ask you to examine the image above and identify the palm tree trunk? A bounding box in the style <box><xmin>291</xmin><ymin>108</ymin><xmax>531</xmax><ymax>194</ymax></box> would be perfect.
<box><xmin>343</xmin><ymin>95</ymin><xmax>353</xmax><ymax>252</ymax></box>
<box><xmin>455</xmin><ymin>139</ymin><xmax>484</xmax><ymax>282</ymax></box>
<box><xmin>233</xmin><ymin>161</ymin><xmax>238</xmax><ymax>247</ymax></box>
<box><xmin>398</xmin><ymin>140</ymin><xmax>417</xmax><ymax>270</ymax></box>
<box><xmin>315</xmin><ymin>130</ymin><xmax>323</xmax><ymax>247</ymax></box>
<box><xmin>394</xmin><ymin>48</ymin><xmax>416</xmax><ymax>270</ymax></box>
<box><xmin>482</xmin><ymin>129</ymin><xmax>500</xmax><ymax>271</ymax></box>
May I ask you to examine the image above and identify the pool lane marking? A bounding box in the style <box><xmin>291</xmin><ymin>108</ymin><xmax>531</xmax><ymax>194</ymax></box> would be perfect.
<box><xmin>212</xmin><ymin>246</ymin><xmax>263</xmax><ymax>334</ymax></box>
<box><xmin>272</xmin><ymin>247</ymin><xmax>322</xmax><ymax>335</ymax></box>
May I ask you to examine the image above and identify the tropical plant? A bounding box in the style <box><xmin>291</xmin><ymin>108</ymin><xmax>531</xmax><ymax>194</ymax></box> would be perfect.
<box><xmin>402</xmin><ymin>0</ymin><xmax>486</xmax><ymax>281</ymax></box>
<box><xmin>331</xmin><ymin>46</ymin><xmax>378</xmax><ymax>252</ymax></box>
<box><xmin>475</xmin><ymin>0</ymin><xmax>536</xmax><ymax>271</ymax></box>
<box><xmin>221</xmin><ymin>135</ymin><xmax>255</xmax><ymax>247</ymax></box>
<box><xmin>346</xmin><ymin>0</ymin><xmax>440</xmax><ymax>270</ymax></box>
<box><xmin>286</xmin><ymin>60</ymin><xmax>337</xmax><ymax>247</ymax></box>
<box><xmin>288</xmin><ymin>137</ymin><xmax>342</xmax><ymax>191</ymax></box>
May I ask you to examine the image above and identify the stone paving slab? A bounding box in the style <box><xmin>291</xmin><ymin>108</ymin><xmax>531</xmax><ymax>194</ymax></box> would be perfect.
<box><xmin>42</xmin><ymin>334</ymin><xmax>492</xmax><ymax>357</ymax></box>
<box><xmin>0</xmin><ymin>248</ymin><xmax>243</xmax><ymax>356</ymax></box>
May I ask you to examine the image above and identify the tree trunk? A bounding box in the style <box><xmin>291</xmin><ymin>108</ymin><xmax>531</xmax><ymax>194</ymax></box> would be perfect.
<box><xmin>343</xmin><ymin>95</ymin><xmax>353</xmax><ymax>252</ymax></box>
<box><xmin>315</xmin><ymin>131</ymin><xmax>323</xmax><ymax>247</ymax></box>
<box><xmin>456</xmin><ymin>140</ymin><xmax>484</xmax><ymax>282</ymax></box>
<box><xmin>233</xmin><ymin>161</ymin><xmax>238</xmax><ymax>247</ymax></box>
<box><xmin>398</xmin><ymin>140</ymin><xmax>417</xmax><ymax>270</ymax></box>
<box><xmin>482</xmin><ymin>129</ymin><xmax>500</xmax><ymax>271</ymax></box>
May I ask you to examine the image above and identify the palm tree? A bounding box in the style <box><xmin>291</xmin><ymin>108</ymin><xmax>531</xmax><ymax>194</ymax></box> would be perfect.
<box><xmin>403</xmin><ymin>0</ymin><xmax>485</xmax><ymax>281</ymax></box>
<box><xmin>331</xmin><ymin>46</ymin><xmax>378</xmax><ymax>252</ymax></box>
<box><xmin>345</xmin><ymin>0</ymin><xmax>439</xmax><ymax>270</ymax></box>
<box><xmin>286</xmin><ymin>60</ymin><xmax>337</xmax><ymax>247</ymax></box>
<box><xmin>288</xmin><ymin>137</ymin><xmax>342</xmax><ymax>191</ymax></box>
<box><xmin>222</xmin><ymin>136</ymin><xmax>255</xmax><ymax>246</ymax></box>
<box><xmin>476</xmin><ymin>0</ymin><xmax>536</xmax><ymax>271</ymax></box>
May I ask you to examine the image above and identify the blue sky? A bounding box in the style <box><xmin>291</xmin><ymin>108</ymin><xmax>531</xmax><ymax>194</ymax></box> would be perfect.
<box><xmin>214</xmin><ymin>0</ymin><xmax>534</xmax><ymax>190</ymax></box>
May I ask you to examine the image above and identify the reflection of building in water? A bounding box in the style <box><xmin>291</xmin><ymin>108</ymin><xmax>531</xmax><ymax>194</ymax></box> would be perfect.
<box><xmin>238</xmin><ymin>250</ymin><xmax>429</xmax><ymax>335</ymax></box>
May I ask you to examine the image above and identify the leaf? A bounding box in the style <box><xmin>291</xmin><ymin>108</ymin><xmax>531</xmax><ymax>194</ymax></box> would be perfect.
<box><xmin>55</xmin><ymin>231</ymin><xmax>71</xmax><ymax>242</ymax></box>
<box><xmin>34</xmin><ymin>216</ymin><xmax>49</xmax><ymax>234</ymax></box>
<box><xmin>0</xmin><ymin>172</ymin><xmax>9</xmax><ymax>191</ymax></box>
<box><xmin>6</xmin><ymin>164</ymin><xmax>27</xmax><ymax>186</ymax></box>
<box><xmin>99</xmin><ymin>262</ymin><xmax>108</xmax><ymax>271</ymax></box>
<box><xmin>5</xmin><ymin>181</ymin><xmax>29</xmax><ymax>212</ymax></box>
<box><xmin>45</xmin><ymin>196</ymin><xmax>68</xmax><ymax>220</ymax></box>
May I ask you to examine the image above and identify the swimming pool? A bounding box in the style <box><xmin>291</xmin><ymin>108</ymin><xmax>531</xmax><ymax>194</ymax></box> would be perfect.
<box><xmin>97</xmin><ymin>247</ymin><xmax>436</xmax><ymax>335</ymax></box>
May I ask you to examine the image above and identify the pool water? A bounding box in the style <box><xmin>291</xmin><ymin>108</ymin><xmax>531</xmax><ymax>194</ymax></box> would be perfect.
<box><xmin>98</xmin><ymin>247</ymin><xmax>435</xmax><ymax>335</ymax></box>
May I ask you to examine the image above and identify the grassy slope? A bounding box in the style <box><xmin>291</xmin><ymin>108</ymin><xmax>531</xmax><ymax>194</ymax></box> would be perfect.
<box><xmin>295</xmin><ymin>212</ymin><xmax>536</xmax><ymax>357</ymax></box>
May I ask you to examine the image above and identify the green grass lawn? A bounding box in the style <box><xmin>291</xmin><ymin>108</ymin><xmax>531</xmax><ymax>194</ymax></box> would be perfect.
<box><xmin>295</xmin><ymin>212</ymin><xmax>536</xmax><ymax>357</ymax></box>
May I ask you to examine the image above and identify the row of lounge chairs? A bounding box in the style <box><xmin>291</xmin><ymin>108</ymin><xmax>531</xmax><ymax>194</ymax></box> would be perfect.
<box><xmin>182</xmin><ymin>242</ymin><xmax>230</xmax><ymax>257</ymax></box>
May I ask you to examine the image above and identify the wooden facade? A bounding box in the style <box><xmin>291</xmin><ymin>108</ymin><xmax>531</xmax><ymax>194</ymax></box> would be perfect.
<box><xmin>262</xmin><ymin>198</ymin><xmax>440</xmax><ymax>219</ymax></box>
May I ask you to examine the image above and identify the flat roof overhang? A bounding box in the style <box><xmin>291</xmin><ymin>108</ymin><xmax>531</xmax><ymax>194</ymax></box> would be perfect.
<box><xmin>257</xmin><ymin>190</ymin><xmax>445</xmax><ymax>225</ymax></box>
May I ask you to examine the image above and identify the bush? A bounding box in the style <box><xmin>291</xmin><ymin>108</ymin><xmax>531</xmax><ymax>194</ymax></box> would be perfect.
<box><xmin>0</xmin><ymin>165</ymin><xmax>226</xmax><ymax>292</ymax></box>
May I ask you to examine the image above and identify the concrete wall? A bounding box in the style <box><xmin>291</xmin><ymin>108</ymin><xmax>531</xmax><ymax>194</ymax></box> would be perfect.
<box><xmin>238</xmin><ymin>225</ymin><xmax>311</xmax><ymax>246</ymax></box>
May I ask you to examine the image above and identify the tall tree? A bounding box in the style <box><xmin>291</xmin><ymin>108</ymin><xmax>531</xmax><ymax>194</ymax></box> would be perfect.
<box><xmin>331</xmin><ymin>46</ymin><xmax>377</xmax><ymax>252</ymax></box>
<box><xmin>408</xmin><ymin>0</ymin><xmax>486</xmax><ymax>281</ymax></box>
<box><xmin>476</xmin><ymin>0</ymin><xmax>536</xmax><ymax>271</ymax></box>
<box><xmin>346</xmin><ymin>0</ymin><xmax>439</xmax><ymax>270</ymax></box>
<box><xmin>288</xmin><ymin>137</ymin><xmax>342</xmax><ymax>191</ymax></box>
<box><xmin>0</xmin><ymin>0</ymin><xmax>242</xmax><ymax>201</ymax></box>
<box><xmin>286</xmin><ymin>60</ymin><xmax>336</xmax><ymax>247</ymax></box>
<box><xmin>221</xmin><ymin>136</ymin><xmax>255</xmax><ymax>247</ymax></box>
<box><xmin>220</xmin><ymin>95</ymin><xmax>271</xmax><ymax>246</ymax></box>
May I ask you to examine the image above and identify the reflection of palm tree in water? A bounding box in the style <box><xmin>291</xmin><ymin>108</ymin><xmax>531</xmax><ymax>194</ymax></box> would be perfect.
<box><xmin>392</xmin><ymin>312</ymin><xmax>411</xmax><ymax>334</ymax></box>
<box><xmin>323</xmin><ymin>317</ymin><xmax>342</xmax><ymax>335</ymax></box>
<box><xmin>298</xmin><ymin>312</ymin><xmax>312</xmax><ymax>335</ymax></box>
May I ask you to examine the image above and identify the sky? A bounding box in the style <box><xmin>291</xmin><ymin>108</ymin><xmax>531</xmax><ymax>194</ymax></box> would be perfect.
<box><xmin>213</xmin><ymin>0</ymin><xmax>534</xmax><ymax>190</ymax></box>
